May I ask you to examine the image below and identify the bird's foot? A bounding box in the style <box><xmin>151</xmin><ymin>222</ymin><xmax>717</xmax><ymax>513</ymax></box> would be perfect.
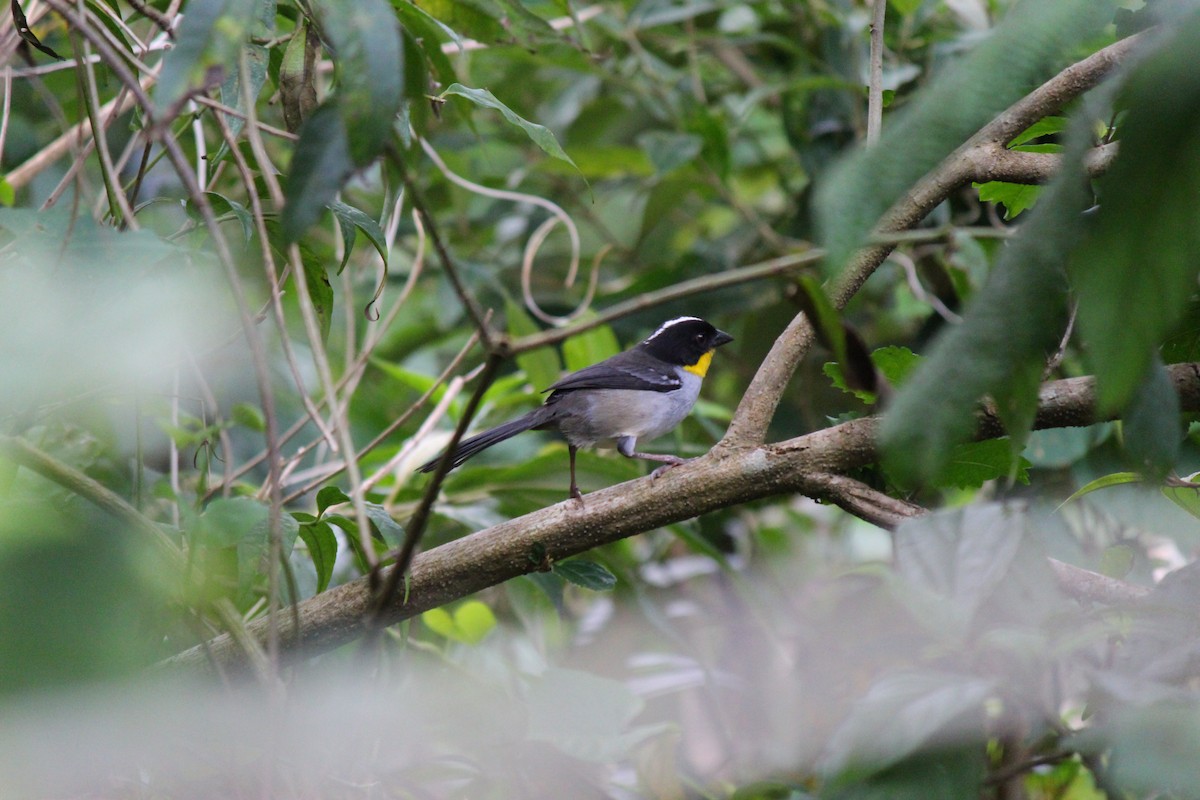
<box><xmin>649</xmin><ymin>456</ymin><xmax>689</xmax><ymax>480</ymax></box>
<box><xmin>569</xmin><ymin>484</ymin><xmax>585</xmax><ymax>506</ymax></box>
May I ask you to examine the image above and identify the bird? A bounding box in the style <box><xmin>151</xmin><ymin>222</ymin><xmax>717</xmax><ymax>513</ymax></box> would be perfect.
<box><xmin>417</xmin><ymin>316</ymin><xmax>734</xmax><ymax>501</ymax></box>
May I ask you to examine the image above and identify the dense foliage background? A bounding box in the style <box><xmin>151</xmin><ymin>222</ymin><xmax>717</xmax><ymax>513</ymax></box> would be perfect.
<box><xmin>4</xmin><ymin>0</ymin><xmax>1200</xmax><ymax>796</ymax></box>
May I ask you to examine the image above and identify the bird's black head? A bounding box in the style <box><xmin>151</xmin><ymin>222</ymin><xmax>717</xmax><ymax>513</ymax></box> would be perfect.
<box><xmin>637</xmin><ymin>316</ymin><xmax>734</xmax><ymax>372</ymax></box>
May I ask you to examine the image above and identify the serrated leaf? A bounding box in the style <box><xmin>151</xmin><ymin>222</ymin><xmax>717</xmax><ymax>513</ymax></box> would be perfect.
<box><xmin>506</xmin><ymin>298</ymin><xmax>562</xmax><ymax>391</ymax></box>
<box><xmin>553</xmin><ymin>559</ymin><xmax>617</xmax><ymax>591</ymax></box>
<box><xmin>329</xmin><ymin>200</ymin><xmax>389</xmax><ymax>275</ymax></box>
<box><xmin>440</xmin><ymin>83</ymin><xmax>582</xmax><ymax>177</ymax></box>
<box><xmin>316</xmin><ymin>485</ymin><xmax>351</xmax><ymax>515</ymax></box>
<box><xmin>298</xmin><ymin>519</ymin><xmax>338</xmax><ymax>592</ymax></box>
<box><xmin>155</xmin><ymin>0</ymin><xmax>258</xmax><ymax>114</ymax></box>
<box><xmin>975</xmin><ymin>180</ymin><xmax>1043</xmax><ymax>219</ymax></box>
<box><xmin>230</xmin><ymin>401</ymin><xmax>264</xmax><ymax>432</ymax></box>
<box><xmin>282</xmin><ymin>103</ymin><xmax>355</xmax><ymax>243</ymax></box>
<box><xmin>934</xmin><ymin>438</ymin><xmax>1030</xmax><ymax>490</ymax></box>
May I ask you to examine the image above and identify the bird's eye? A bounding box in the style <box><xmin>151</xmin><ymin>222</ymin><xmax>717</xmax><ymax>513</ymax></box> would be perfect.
<box><xmin>694</xmin><ymin>333</ymin><xmax>705</xmax><ymax>343</ymax></box>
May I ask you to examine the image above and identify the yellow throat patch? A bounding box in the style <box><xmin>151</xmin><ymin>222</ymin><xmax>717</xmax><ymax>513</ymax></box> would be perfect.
<box><xmin>683</xmin><ymin>350</ymin><xmax>714</xmax><ymax>378</ymax></box>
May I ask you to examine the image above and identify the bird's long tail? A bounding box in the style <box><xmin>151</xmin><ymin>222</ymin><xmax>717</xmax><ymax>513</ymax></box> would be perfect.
<box><xmin>416</xmin><ymin>409</ymin><xmax>549</xmax><ymax>473</ymax></box>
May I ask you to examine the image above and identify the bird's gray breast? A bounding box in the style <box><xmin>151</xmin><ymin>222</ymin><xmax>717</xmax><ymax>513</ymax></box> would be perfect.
<box><xmin>553</xmin><ymin>371</ymin><xmax>701</xmax><ymax>448</ymax></box>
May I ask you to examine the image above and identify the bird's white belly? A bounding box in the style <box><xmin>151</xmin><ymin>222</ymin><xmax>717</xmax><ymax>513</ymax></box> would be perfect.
<box><xmin>556</xmin><ymin>374</ymin><xmax>702</xmax><ymax>448</ymax></box>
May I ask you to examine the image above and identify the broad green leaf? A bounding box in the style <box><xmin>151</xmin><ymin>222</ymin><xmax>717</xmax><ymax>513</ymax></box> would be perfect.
<box><xmin>421</xmin><ymin>600</ymin><xmax>496</xmax><ymax>644</ymax></box>
<box><xmin>297</xmin><ymin>519</ymin><xmax>338</xmax><ymax>592</ymax></box>
<box><xmin>553</xmin><ymin>559</ymin><xmax>617</xmax><ymax>591</ymax></box>
<box><xmin>316</xmin><ymin>485</ymin><xmax>351</xmax><ymax>515</ymax></box>
<box><xmin>440</xmin><ymin>84</ymin><xmax>582</xmax><ymax>176</ymax></box>
<box><xmin>0</xmin><ymin>177</ymin><xmax>13</xmax><ymax>207</ymax></box>
<box><xmin>155</xmin><ymin>0</ymin><xmax>258</xmax><ymax>114</ymax></box>
<box><xmin>1009</xmin><ymin>115</ymin><xmax>1068</xmax><ymax>147</ymax></box>
<box><xmin>421</xmin><ymin>607</ymin><xmax>457</xmax><ymax>639</ymax></box>
<box><xmin>816</xmin><ymin>0</ymin><xmax>1114</xmax><ymax>274</ymax></box>
<box><xmin>933</xmin><ymin>438</ymin><xmax>1031</xmax><ymax>490</ymax></box>
<box><xmin>1071</xmin><ymin>13</ymin><xmax>1200</xmax><ymax>412</ymax></box>
<box><xmin>562</xmin><ymin>318</ymin><xmax>621</xmax><ymax>373</ymax></box>
<box><xmin>506</xmin><ymin>298</ymin><xmax>563</xmax><ymax>392</ymax></box>
<box><xmin>315</xmin><ymin>0</ymin><xmax>405</xmax><ymax>167</ymax></box>
<box><xmin>1163</xmin><ymin>477</ymin><xmax>1200</xmax><ymax>522</ymax></box>
<box><xmin>329</xmin><ymin>200</ymin><xmax>389</xmax><ymax>275</ymax></box>
<box><xmin>203</xmin><ymin>191</ymin><xmax>253</xmax><ymax>241</ymax></box>
<box><xmin>282</xmin><ymin>103</ymin><xmax>354</xmax><ymax>243</ymax></box>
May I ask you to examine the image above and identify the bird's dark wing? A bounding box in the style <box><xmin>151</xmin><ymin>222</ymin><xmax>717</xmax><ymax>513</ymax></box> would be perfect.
<box><xmin>545</xmin><ymin>356</ymin><xmax>681</xmax><ymax>394</ymax></box>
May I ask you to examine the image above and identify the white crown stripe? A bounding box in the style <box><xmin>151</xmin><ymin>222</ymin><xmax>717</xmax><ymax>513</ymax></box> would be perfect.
<box><xmin>643</xmin><ymin>316</ymin><xmax>703</xmax><ymax>342</ymax></box>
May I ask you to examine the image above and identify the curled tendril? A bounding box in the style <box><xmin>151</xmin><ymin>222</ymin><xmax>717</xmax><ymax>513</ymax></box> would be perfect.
<box><xmin>419</xmin><ymin>136</ymin><xmax>595</xmax><ymax>326</ymax></box>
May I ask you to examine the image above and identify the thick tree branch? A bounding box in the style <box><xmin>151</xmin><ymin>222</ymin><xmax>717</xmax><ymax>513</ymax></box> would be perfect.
<box><xmin>719</xmin><ymin>32</ymin><xmax>1147</xmax><ymax>451</ymax></box>
<box><xmin>163</xmin><ymin>362</ymin><xmax>1200</xmax><ymax>674</ymax></box>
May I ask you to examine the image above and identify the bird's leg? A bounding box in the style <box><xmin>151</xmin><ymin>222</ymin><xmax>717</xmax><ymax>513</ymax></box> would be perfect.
<box><xmin>616</xmin><ymin>437</ymin><xmax>689</xmax><ymax>479</ymax></box>
<box><xmin>568</xmin><ymin>444</ymin><xmax>584</xmax><ymax>503</ymax></box>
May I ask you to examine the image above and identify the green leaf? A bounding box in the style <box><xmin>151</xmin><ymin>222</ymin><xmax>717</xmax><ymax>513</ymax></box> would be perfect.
<box><xmin>1122</xmin><ymin>358</ymin><xmax>1181</xmax><ymax>478</ymax></box>
<box><xmin>203</xmin><ymin>191</ymin><xmax>254</xmax><ymax>241</ymax></box>
<box><xmin>364</xmin><ymin>502</ymin><xmax>404</xmax><ymax>547</ymax></box>
<box><xmin>553</xmin><ymin>559</ymin><xmax>617</xmax><ymax>591</ymax></box>
<box><xmin>1163</xmin><ymin>479</ymin><xmax>1200</xmax><ymax>522</ymax></box>
<box><xmin>525</xmin><ymin>667</ymin><xmax>650</xmax><ymax>763</ymax></box>
<box><xmin>230</xmin><ymin>402</ymin><xmax>265</xmax><ymax>432</ymax></box>
<box><xmin>562</xmin><ymin>318</ymin><xmax>621</xmax><ymax>373</ymax></box>
<box><xmin>440</xmin><ymin>83</ymin><xmax>582</xmax><ymax>176</ymax></box>
<box><xmin>297</xmin><ymin>247</ymin><xmax>334</xmax><ymax>342</ymax></box>
<box><xmin>297</xmin><ymin>519</ymin><xmax>338</xmax><ymax>592</ymax></box>
<box><xmin>1058</xmin><ymin>472</ymin><xmax>1142</xmax><ymax>508</ymax></box>
<box><xmin>1071</xmin><ymin>14</ymin><xmax>1200</xmax><ymax>413</ymax></box>
<box><xmin>506</xmin><ymin>298</ymin><xmax>563</xmax><ymax>392</ymax></box>
<box><xmin>155</xmin><ymin>0</ymin><xmax>258</xmax><ymax>114</ymax></box>
<box><xmin>211</xmin><ymin>0</ymin><xmax>274</xmax><ymax>162</ymax></box>
<box><xmin>888</xmin><ymin>0</ymin><xmax>923</xmax><ymax>15</ymax></box>
<box><xmin>820</xmin><ymin>670</ymin><xmax>994</xmax><ymax>778</ymax></box>
<box><xmin>422</xmin><ymin>600</ymin><xmax>496</xmax><ymax>644</ymax></box>
<box><xmin>316</xmin><ymin>0</ymin><xmax>405</xmax><ymax>167</ymax></box>
<box><xmin>1009</xmin><ymin>115</ymin><xmax>1067</xmax><ymax>147</ymax></box>
<box><xmin>329</xmin><ymin>200</ymin><xmax>389</xmax><ymax>275</ymax></box>
<box><xmin>636</xmin><ymin>131</ymin><xmax>704</xmax><ymax>175</ymax></box>
<box><xmin>0</xmin><ymin>176</ymin><xmax>15</xmax><ymax>207</ymax></box>
<box><xmin>282</xmin><ymin>103</ymin><xmax>355</xmax><ymax>243</ymax></box>
<box><xmin>816</xmin><ymin>0</ymin><xmax>1114</xmax><ymax>274</ymax></box>
<box><xmin>316</xmin><ymin>486</ymin><xmax>351</xmax><ymax>516</ymax></box>
<box><xmin>278</xmin><ymin>19</ymin><xmax>319</xmax><ymax>133</ymax></box>
<box><xmin>825</xmin><ymin>346</ymin><xmax>922</xmax><ymax>404</ymax></box>
<box><xmin>974</xmin><ymin>180</ymin><xmax>1043</xmax><ymax>219</ymax></box>
<box><xmin>933</xmin><ymin>438</ymin><xmax>1030</xmax><ymax>490</ymax></box>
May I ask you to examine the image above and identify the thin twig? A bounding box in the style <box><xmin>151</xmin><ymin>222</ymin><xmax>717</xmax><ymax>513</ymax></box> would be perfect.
<box><xmin>867</xmin><ymin>0</ymin><xmax>886</xmax><ymax>144</ymax></box>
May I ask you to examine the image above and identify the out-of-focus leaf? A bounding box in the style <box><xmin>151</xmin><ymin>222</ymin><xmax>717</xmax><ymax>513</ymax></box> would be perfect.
<box><xmin>1121</xmin><ymin>357</ymin><xmax>1181</xmax><ymax>478</ymax></box>
<box><xmin>282</xmin><ymin>103</ymin><xmax>354</xmax><ymax>243</ymax></box>
<box><xmin>329</xmin><ymin>200</ymin><xmax>389</xmax><ymax>275</ymax></box>
<box><xmin>933</xmin><ymin>438</ymin><xmax>1030</xmax><ymax>489</ymax></box>
<box><xmin>422</xmin><ymin>600</ymin><xmax>496</xmax><ymax>644</ymax></box>
<box><xmin>506</xmin><ymin>298</ymin><xmax>563</xmax><ymax>392</ymax></box>
<box><xmin>826</xmin><ymin>747</ymin><xmax>988</xmax><ymax>800</ymax></box>
<box><xmin>820</xmin><ymin>670</ymin><xmax>994</xmax><ymax>778</ymax></box>
<box><xmin>1100</xmin><ymin>703</ymin><xmax>1200</xmax><ymax>796</ymax></box>
<box><xmin>203</xmin><ymin>191</ymin><xmax>253</xmax><ymax>241</ymax></box>
<box><xmin>553</xmin><ymin>559</ymin><xmax>617</xmax><ymax>591</ymax></box>
<box><xmin>526</xmin><ymin>667</ymin><xmax>652</xmax><ymax>762</ymax></box>
<box><xmin>1023</xmin><ymin>424</ymin><xmax>1113</xmax><ymax>469</ymax></box>
<box><xmin>279</xmin><ymin>19</ymin><xmax>319</xmax><ymax>133</ymax></box>
<box><xmin>316</xmin><ymin>0</ymin><xmax>404</xmax><ymax>167</ymax></box>
<box><xmin>393</xmin><ymin>1</ymin><xmax>458</xmax><ymax>87</ymax></box>
<box><xmin>230</xmin><ymin>402</ymin><xmax>264</xmax><ymax>432</ymax></box>
<box><xmin>1163</xmin><ymin>476</ymin><xmax>1200</xmax><ymax>522</ymax></box>
<box><xmin>297</xmin><ymin>518</ymin><xmax>337</xmax><ymax>593</ymax></box>
<box><xmin>562</xmin><ymin>318</ymin><xmax>621</xmax><ymax>373</ymax></box>
<box><xmin>825</xmin><ymin>346</ymin><xmax>922</xmax><ymax>404</ymax></box>
<box><xmin>636</xmin><ymin>131</ymin><xmax>703</xmax><ymax>175</ymax></box>
<box><xmin>212</xmin><ymin>0</ymin><xmax>273</xmax><ymax>160</ymax></box>
<box><xmin>155</xmin><ymin>0</ymin><xmax>258</xmax><ymax>113</ymax></box>
<box><xmin>1071</xmin><ymin>13</ymin><xmax>1200</xmax><ymax>412</ymax></box>
<box><xmin>1058</xmin><ymin>471</ymin><xmax>1142</xmax><ymax>508</ymax></box>
<box><xmin>440</xmin><ymin>84</ymin><xmax>582</xmax><ymax>176</ymax></box>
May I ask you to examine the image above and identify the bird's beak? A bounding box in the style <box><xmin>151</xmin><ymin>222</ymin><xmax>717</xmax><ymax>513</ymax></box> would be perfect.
<box><xmin>713</xmin><ymin>330</ymin><xmax>734</xmax><ymax>348</ymax></box>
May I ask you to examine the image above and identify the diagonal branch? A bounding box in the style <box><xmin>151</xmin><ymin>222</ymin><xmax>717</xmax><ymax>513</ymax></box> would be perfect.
<box><xmin>718</xmin><ymin>31</ymin><xmax>1148</xmax><ymax>451</ymax></box>
<box><xmin>162</xmin><ymin>362</ymin><xmax>1200</xmax><ymax>675</ymax></box>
